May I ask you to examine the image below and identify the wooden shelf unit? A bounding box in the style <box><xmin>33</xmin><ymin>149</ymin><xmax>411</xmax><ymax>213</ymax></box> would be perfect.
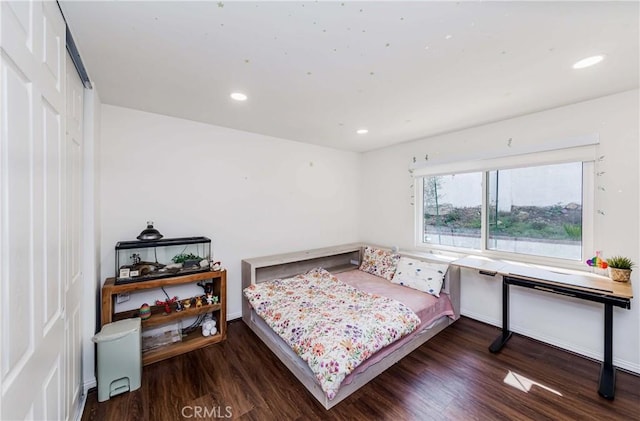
<box><xmin>101</xmin><ymin>270</ymin><xmax>227</xmax><ymax>365</ymax></box>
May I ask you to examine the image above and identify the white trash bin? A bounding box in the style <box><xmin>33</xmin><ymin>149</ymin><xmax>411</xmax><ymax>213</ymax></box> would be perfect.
<box><xmin>92</xmin><ymin>318</ymin><xmax>142</xmax><ymax>402</ymax></box>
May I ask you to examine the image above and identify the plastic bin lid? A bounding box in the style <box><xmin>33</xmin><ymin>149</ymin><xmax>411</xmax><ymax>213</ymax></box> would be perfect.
<box><xmin>92</xmin><ymin>318</ymin><xmax>141</xmax><ymax>343</ymax></box>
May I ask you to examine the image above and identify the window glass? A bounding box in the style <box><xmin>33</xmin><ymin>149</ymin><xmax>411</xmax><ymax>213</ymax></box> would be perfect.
<box><xmin>423</xmin><ymin>173</ymin><xmax>482</xmax><ymax>249</ymax></box>
<box><xmin>487</xmin><ymin>162</ymin><xmax>583</xmax><ymax>260</ymax></box>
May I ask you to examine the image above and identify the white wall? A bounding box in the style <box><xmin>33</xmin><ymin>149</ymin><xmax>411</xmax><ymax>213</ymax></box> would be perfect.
<box><xmin>82</xmin><ymin>87</ymin><xmax>101</xmax><ymax>392</ymax></box>
<box><xmin>100</xmin><ymin>105</ymin><xmax>360</xmax><ymax>319</ymax></box>
<box><xmin>359</xmin><ymin>90</ymin><xmax>640</xmax><ymax>373</ymax></box>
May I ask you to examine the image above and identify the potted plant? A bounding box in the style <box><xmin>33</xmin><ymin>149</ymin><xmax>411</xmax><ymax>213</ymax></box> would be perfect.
<box><xmin>606</xmin><ymin>256</ymin><xmax>634</xmax><ymax>282</ymax></box>
<box><xmin>172</xmin><ymin>252</ymin><xmax>202</xmax><ymax>269</ymax></box>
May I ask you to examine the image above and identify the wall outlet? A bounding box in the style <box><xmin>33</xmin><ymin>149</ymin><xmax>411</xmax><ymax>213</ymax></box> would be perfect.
<box><xmin>116</xmin><ymin>292</ymin><xmax>130</xmax><ymax>304</ymax></box>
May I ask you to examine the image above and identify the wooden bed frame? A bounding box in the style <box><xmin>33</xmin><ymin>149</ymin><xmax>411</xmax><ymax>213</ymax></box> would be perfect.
<box><xmin>241</xmin><ymin>243</ymin><xmax>461</xmax><ymax>410</ymax></box>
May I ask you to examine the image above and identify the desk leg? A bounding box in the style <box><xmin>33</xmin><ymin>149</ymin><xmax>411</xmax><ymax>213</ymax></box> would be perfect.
<box><xmin>490</xmin><ymin>279</ymin><xmax>512</xmax><ymax>353</ymax></box>
<box><xmin>598</xmin><ymin>303</ymin><xmax>615</xmax><ymax>400</ymax></box>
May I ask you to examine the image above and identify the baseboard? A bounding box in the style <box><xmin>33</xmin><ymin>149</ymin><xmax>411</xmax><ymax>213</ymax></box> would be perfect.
<box><xmin>227</xmin><ymin>311</ymin><xmax>242</xmax><ymax>321</ymax></box>
<box><xmin>460</xmin><ymin>310</ymin><xmax>500</xmax><ymax>329</ymax></box>
<box><xmin>74</xmin><ymin>378</ymin><xmax>96</xmax><ymax>421</ymax></box>
<box><xmin>74</xmin><ymin>393</ymin><xmax>87</xmax><ymax>421</ymax></box>
<box><xmin>511</xmin><ymin>322</ymin><xmax>640</xmax><ymax>374</ymax></box>
<box><xmin>460</xmin><ymin>310</ymin><xmax>640</xmax><ymax>375</ymax></box>
<box><xmin>83</xmin><ymin>377</ymin><xmax>97</xmax><ymax>392</ymax></box>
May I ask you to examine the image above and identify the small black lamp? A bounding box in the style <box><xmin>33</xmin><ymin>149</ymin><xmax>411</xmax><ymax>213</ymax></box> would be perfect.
<box><xmin>137</xmin><ymin>221</ymin><xmax>163</xmax><ymax>241</ymax></box>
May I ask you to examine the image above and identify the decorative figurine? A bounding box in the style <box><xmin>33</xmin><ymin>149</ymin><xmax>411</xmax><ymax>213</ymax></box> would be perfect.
<box><xmin>586</xmin><ymin>251</ymin><xmax>608</xmax><ymax>269</ymax></box>
<box><xmin>210</xmin><ymin>261</ymin><xmax>222</xmax><ymax>271</ymax></box>
<box><xmin>155</xmin><ymin>296</ymin><xmax>178</xmax><ymax>315</ymax></box>
<box><xmin>195</xmin><ymin>296</ymin><xmax>203</xmax><ymax>308</ymax></box>
<box><xmin>139</xmin><ymin>303</ymin><xmax>151</xmax><ymax>320</ymax></box>
<box><xmin>206</xmin><ymin>292</ymin><xmax>219</xmax><ymax>305</ymax></box>
<box><xmin>183</xmin><ymin>298</ymin><xmax>192</xmax><ymax>309</ymax></box>
<box><xmin>197</xmin><ymin>281</ymin><xmax>212</xmax><ymax>294</ymax></box>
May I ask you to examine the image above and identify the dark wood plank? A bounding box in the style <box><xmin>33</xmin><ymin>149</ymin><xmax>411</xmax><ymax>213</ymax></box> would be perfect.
<box><xmin>81</xmin><ymin>317</ymin><xmax>640</xmax><ymax>421</ymax></box>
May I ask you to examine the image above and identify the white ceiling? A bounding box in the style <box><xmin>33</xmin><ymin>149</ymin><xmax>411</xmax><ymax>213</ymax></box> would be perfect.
<box><xmin>60</xmin><ymin>1</ymin><xmax>639</xmax><ymax>152</ymax></box>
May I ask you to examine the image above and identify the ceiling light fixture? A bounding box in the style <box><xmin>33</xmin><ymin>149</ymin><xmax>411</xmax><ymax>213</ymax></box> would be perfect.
<box><xmin>230</xmin><ymin>92</ymin><xmax>248</xmax><ymax>101</ymax></box>
<box><xmin>572</xmin><ymin>55</ymin><xmax>605</xmax><ymax>69</ymax></box>
<box><xmin>356</xmin><ymin>129</ymin><xmax>368</xmax><ymax>134</ymax></box>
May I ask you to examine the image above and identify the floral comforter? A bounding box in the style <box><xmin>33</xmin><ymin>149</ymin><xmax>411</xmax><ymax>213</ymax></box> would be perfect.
<box><xmin>243</xmin><ymin>268</ymin><xmax>421</xmax><ymax>400</ymax></box>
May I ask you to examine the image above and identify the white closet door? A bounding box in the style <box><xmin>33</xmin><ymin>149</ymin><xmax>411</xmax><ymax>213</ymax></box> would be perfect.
<box><xmin>1</xmin><ymin>1</ymin><xmax>69</xmax><ymax>420</ymax></box>
<box><xmin>64</xmin><ymin>52</ymin><xmax>84</xmax><ymax>421</ymax></box>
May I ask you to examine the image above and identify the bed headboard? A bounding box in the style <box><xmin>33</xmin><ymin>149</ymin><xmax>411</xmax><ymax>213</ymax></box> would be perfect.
<box><xmin>241</xmin><ymin>243</ymin><xmax>460</xmax><ymax>323</ymax></box>
<box><xmin>242</xmin><ymin>243</ymin><xmax>362</xmax><ymax>285</ymax></box>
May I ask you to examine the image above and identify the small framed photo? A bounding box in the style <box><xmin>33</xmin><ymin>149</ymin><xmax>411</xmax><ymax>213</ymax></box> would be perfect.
<box><xmin>119</xmin><ymin>268</ymin><xmax>131</xmax><ymax>278</ymax></box>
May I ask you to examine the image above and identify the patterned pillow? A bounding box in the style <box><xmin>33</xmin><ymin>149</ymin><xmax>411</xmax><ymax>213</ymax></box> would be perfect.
<box><xmin>392</xmin><ymin>256</ymin><xmax>449</xmax><ymax>297</ymax></box>
<box><xmin>359</xmin><ymin>246</ymin><xmax>400</xmax><ymax>281</ymax></box>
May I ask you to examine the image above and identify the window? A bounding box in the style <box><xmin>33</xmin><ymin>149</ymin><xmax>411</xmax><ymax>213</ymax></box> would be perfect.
<box><xmin>487</xmin><ymin>162</ymin><xmax>583</xmax><ymax>260</ymax></box>
<box><xmin>423</xmin><ymin>173</ymin><xmax>482</xmax><ymax>249</ymax></box>
<box><xmin>417</xmin><ymin>156</ymin><xmax>593</xmax><ymax>263</ymax></box>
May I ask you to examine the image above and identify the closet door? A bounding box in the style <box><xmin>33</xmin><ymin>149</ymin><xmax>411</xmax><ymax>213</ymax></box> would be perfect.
<box><xmin>65</xmin><ymin>52</ymin><xmax>84</xmax><ymax>421</ymax></box>
<box><xmin>1</xmin><ymin>1</ymin><xmax>68</xmax><ymax>420</ymax></box>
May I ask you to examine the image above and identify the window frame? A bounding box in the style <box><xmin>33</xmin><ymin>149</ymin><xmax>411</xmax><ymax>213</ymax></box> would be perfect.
<box><xmin>414</xmin><ymin>146</ymin><xmax>595</xmax><ymax>270</ymax></box>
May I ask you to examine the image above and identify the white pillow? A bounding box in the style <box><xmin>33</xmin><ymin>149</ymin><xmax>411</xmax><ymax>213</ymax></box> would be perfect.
<box><xmin>392</xmin><ymin>257</ymin><xmax>449</xmax><ymax>297</ymax></box>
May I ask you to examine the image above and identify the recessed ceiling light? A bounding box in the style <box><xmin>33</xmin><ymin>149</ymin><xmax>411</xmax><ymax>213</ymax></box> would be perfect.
<box><xmin>356</xmin><ymin>129</ymin><xmax>368</xmax><ymax>134</ymax></box>
<box><xmin>230</xmin><ymin>92</ymin><xmax>248</xmax><ymax>101</ymax></box>
<box><xmin>572</xmin><ymin>55</ymin><xmax>605</xmax><ymax>69</ymax></box>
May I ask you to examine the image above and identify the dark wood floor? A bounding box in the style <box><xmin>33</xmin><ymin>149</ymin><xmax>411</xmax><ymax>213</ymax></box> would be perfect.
<box><xmin>82</xmin><ymin>317</ymin><xmax>640</xmax><ymax>421</ymax></box>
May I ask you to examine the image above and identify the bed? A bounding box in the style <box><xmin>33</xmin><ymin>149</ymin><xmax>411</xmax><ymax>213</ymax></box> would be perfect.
<box><xmin>241</xmin><ymin>243</ymin><xmax>460</xmax><ymax>409</ymax></box>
